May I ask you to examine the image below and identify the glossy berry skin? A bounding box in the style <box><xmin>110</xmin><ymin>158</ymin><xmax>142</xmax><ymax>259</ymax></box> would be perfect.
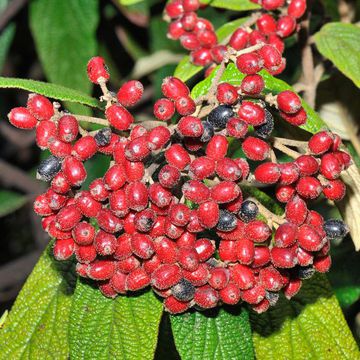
<box><xmin>298</xmin><ymin>224</ymin><xmax>324</xmax><ymax>251</ymax></box>
<box><xmin>254</xmin><ymin>162</ymin><xmax>281</xmax><ymax>184</ymax></box>
<box><xmin>8</xmin><ymin>107</ymin><xmax>38</xmax><ymax>129</ymax></box>
<box><xmin>87</xmin><ymin>260</ymin><xmax>116</xmax><ymax>280</ymax></box>
<box><xmin>165</xmin><ymin>144</ymin><xmax>191</xmax><ymax>170</ymax></box>
<box><xmin>242</xmin><ymin>137</ymin><xmax>270</xmax><ymax>161</ymax></box>
<box><xmin>308</xmin><ymin>131</ymin><xmax>333</xmax><ymax>155</ymax></box>
<box><xmin>153</xmin><ymin>98</ymin><xmax>175</xmax><ymax>121</ymax></box>
<box><xmin>182</xmin><ymin>180</ymin><xmax>210</xmax><ymax>204</ymax></box>
<box><xmin>216</xmin><ymin>83</ymin><xmax>238</xmax><ymax>105</ymax></box>
<box><xmin>211</xmin><ymin>181</ymin><xmax>241</xmax><ymax>204</ymax></box>
<box><xmin>177</xmin><ymin>116</ymin><xmax>204</xmax><ymax>137</ymax></box>
<box><xmin>57</xmin><ymin>115</ymin><xmax>79</xmax><ymax>143</ymax></box>
<box><xmin>259</xmin><ymin>267</ymin><xmax>283</xmax><ymax>291</ymax></box>
<box><xmin>194</xmin><ymin>285</ymin><xmax>219</xmax><ymax>309</ymax></box>
<box><xmin>126</xmin><ymin>181</ymin><xmax>148</xmax><ymax>211</ymax></box>
<box><xmin>106</xmin><ymin>104</ymin><xmax>134</xmax><ymax>131</ymax></box>
<box><xmin>216</xmin><ymin>158</ymin><xmax>242</xmax><ymax>181</ymax></box>
<box><xmin>75</xmin><ymin>191</ymin><xmax>102</xmax><ymax>218</ymax></box>
<box><xmin>219</xmin><ymin>283</ymin><xmax>241</xmax><ymax>305</ymax></box>
<box><xmin>27</xmin><ymin>94</ymin><xmax>54</xmax><ymax>121</ymax></box>
<box><xmin>259</xmin><ymin>45</ymin><xmax>282</xmax><ymax>70</ymax></box>
<box><xmin>37</xmin><ymin>155</ymin><xmax>61</xmax><ymax>182</ymax></box>
<box><xmin>36</xmin><ymin>120</ymin><xmax>57</xmax><ymax>149</ymax></box>
<box><xmin>97</xmin><ymin>209</ymin><xmax>123</xmax><ymax>233</ymax></box>
<box><xmin>162</xmin><ymin>76</ymin><xmax>189</xmax><ymax>100</ymax></box>
<box><xmin>53</xmin><ymin>239</ymin><xmax>75</xmax><ymax>261</ymax></box>
<box><xmin>217</xmin><ymin>210</ymin><xmax>237</xmax><ymax>232</ymax></box>
<box><xmin>117</xmin><ymin>80</ymin><xmax>143</xmax><ymax>107</ymax></box>
<box><xmin>72</xmin><ymin>136</ymin><xmax>98</xmax><ymax>161</ymax></box>
<box><xmin>236</xmin><ymin>52</ymin><xmax>263</xmax><ymax>75</ymax></box>
<box><xmin>131</xmin><ymin>233</ymin><xmax>154</xmax><ymax>259</ymax></box>
<box><xmin>240</xmin><ymin>74</ymin><xmax>264</xmax><ymax>95</ymax></box>
<box><xmin>208</xmin><ymin>268</ymin><xmax>229</xmax><ymax>290</ymax></box>
<box><xmin>288</xmin><ymin>0</ymin><xmax>307</xmax><ymax>18</ymax></box>
<box><xmin>226</xmin><ymin>117</ymin><xmax>248</xmax><ymax>139</ymax></box>
<box><xmin>323</xmin><ymin>219</ymin><xmax>349</xmax><ymax>240</ymax></box>
<box><xmin>177</xmin><ymin>247</ymin><xmax>199</xmax><ymax>271</ymax></box>
<box><xmin>159</xmin><ymin>165</ymin><xmax>181</xmax><ymax>188</ymax></box>
<box><xmin>189</xmin><ymin>156</ymin><xmax>215</xmax><ymax>180</ymax></box>
<box><xmin>194</xmin><ymin>238</ymin><xmax>215</xmax><ymax>262</ymax></box>
<box><xmin>196</xmin><ymin>201</ymin><xmax>218</xmax><ymax>229</ymax></box>
<box><xmin>313</xmin><ymin>255</ymin><xmax>331</xmax><ymax>273</ymax></box>
<box><xmin>151</xmin><ymin>264</ymin><xmax>182</xmax><ymax>290</ymax></box>
<box><xmin>87</xmin><ymin>57</ymin><xmax>110</xmax><ymax>84</ymax></box>
<box><xmin>257</xmin><ymin>14</ymin><xmax>277</xmax><ymax>34</ymax></box>
<box><xmin>280</xmin><ymin>108</ymin><xmax>307</xmax><ymax>126</ymax></box>
<box><xmin>279</xmin><ymin>162</ymin><xmax>299</xmax><ymax>185</ymax></box>
<box><xmin>89</xmin><ymin>178</ymin><xmax>109</xmax><ymax>201</ymax></box>
<box><xmin>190</xmin><ymin>47</ymin><xmax>213</xmax><ymax>66</ymax></box>
<box><xmin>277</xmin><ymin>91</ymin><xmax>302</xmax><ymax>114</ymax></box>
<box><xmin>55</xmin><ymin>205</ymin><xmax>82</xmax><ymax>231</ymax></box>
<box><xmin>236</xmin><ymin>239</ymin><xmax>255</xmax><ymax>265</ymax></box>
<box><xmin>183</xmin><ymin>263</ymin><xmax>209</xmax><ymax>286</ymax></box>
<box><xmin>206</xmin><ymin>135</ymin><xmax>228</xmax><ymax>160</ymax></box>
<box><xmin>230</xmin><ymin>264</ymin><xmax>254</xmax><ymax>290</ymax></box>
<box><xmin>277</xmin><ymin>15</ymin><xmax>297</xmax><ymax>38</ymax></box>
<box><xmin>285</xmin><ymin>195</ymin><xmax>308</xmax><ymax>225</ymax></box>
<box><xmin>61</xmin><ymin>156</ymin><xmax>86</xmax><ymax>187</ymax></box>
<box><xmin>238</xmin><ymin>101</ymin><xmax>266</xmax><ymax>126</ymax></box>
<box><xmin>245</xmin><ymin>220</ymin><xmax>271</xmax><ymax>243</ymax></box>
<box><xmin>296</xmin><ymin>176</ymin><xmax>322</xmax><ymax>199</ymax></box>
<box><xmin>125</xmin><ymin>136</ymin><xmax>150</xmax><ymax>162</ymax></box>
<box><xmin>238</xmin><ymin>200</ymin><xmax>258</xmax><ymax>223</ymax></box>
<box><xmin>295</xmin><ymin>155</ymin><xmax>319</xmax><ymax>176</ymax></box>
<box><xmin>73</xmin><ymin>222</ymin><xmax>95</xmax><ymax>245</ymax></box>
<box><xmin>94</xmin><ymin>230</ymin><xmax>117</xmax><ymax>256</ymax></box>
<box><xmin>171</xmin><ymin>279</ymin><xmax>195</xmax><ymax>301</ymax></box>
<box><xmin>320</xmin><ymin>153</ymin><xmax>343</xmax><ymax>180</ymax></box>
<box><xmin>207</xmin><ymin>105</ymin><xmax>234</xmax><ymax>129</ymax></box>
<box><xmin>271</xmin><ymin>246</ymin><xmax>297</xmax><ymax>268</ymax></box>
<box><xmin>274</xmin><ymin>223</ymin><xmax>297</xmax><ymax>248</ymax></box>
<box><xmin>229</xmin><ymin>28</ymin><xmax>249</xmax><ymax>50</ymax></box>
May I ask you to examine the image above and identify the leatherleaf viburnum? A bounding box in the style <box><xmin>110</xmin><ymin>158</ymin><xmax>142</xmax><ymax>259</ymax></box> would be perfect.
<box><xmin>6</xmin><ymin>0</ymin><xmax>350</xmax><ymax>315</ymax></box>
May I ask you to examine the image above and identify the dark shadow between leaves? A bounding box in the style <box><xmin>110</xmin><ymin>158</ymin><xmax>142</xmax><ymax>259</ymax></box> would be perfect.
<box><xmin>250</xmin><ymin>273</ymin><xmax>333</xmax><ymax>337</ymax></box>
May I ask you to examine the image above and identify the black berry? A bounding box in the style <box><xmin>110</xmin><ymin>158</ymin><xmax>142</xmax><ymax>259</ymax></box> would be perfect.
<box><xmin>37</xmin><ymin>155</ymin><xmax>61</xmax><ymax>181</ymax></box>
<box><xmin>265</xmin><ymin>291</ymin><xmax>279</xmax><ymax>306</ymax></box>
<box><xmin>171</xmin><ymin>278</ymin><xmax>195</xmax><ymax>302</ymax></box>
<box><xmin>323</xmin><ymin>219</ymin><xmax>349</xmax><ymax>240</ymax></box>
<box><xmin>239</xmin><ymin>200</ymin><xmax>258</xmax><ymax>223</ymax></box>
<box><xmin>217</xmin><ymin>209</ymin><xmax>237</xmax><ymax>232</ymax></box>
<box><xmin>294</xmin><ymin>266</ymin><xmax>315</xmax><ymax>280</ymax></box>
<box><xmin>207</xmin><ymin>105</ymin><xmax>234</xmax><ymax>129</ymax></box>
<box><xmin>200</xmin><ymin>121</ymin><xmax>215</xmax><ymax>142</ymax></box>
<box><xmin>94</xmin><ymin>127</ymin><xmax>112</xmax><ymax>146</ymax></box>
<box><xmin>254</xmin><ymin>109</ymin><xmax>274</xmax><ymax>139</ymax></box>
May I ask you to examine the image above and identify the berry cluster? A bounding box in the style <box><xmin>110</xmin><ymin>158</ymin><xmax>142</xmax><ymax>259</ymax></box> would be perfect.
<box><xmin>165</xmin><ymin>0</ymin><xmax>306</xmax><ymax>75</ymax></box>
<box><xmin>6</xmin><ymin>53</ymin><xmax>350</xmax><ymax>314</ymax></box>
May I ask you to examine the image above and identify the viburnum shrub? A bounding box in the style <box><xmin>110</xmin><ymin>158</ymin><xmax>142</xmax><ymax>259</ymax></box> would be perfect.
<box><xmin>1</xmin><ymin>0</ymin><xmax>360</xmax><ymax>358</ymax></box>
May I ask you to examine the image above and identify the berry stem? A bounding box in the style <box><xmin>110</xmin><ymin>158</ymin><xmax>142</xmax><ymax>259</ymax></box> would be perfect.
<box><xmin>247</xmin><ymin>197</ymin><xmax>285</xmax><ymax>226</ymax></box>
<box><xmin>272</xmin><ymin>139</ymin><xmax>302</xmax><ymax>159</ymax></box>
<box><xmin>74</xmin><ymin>115</ymin><xmax>109</xmax><ymax>126</ymax></box>
<box><xmin>273</xmin><ymin>137</ymin><xmax>308</xmax><ymax>149</ymax></box>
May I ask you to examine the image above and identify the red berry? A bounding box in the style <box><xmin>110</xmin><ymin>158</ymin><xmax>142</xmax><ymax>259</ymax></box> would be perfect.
<box><xmin>285</xmin><ymin>195</ymin><xmax>308</xmax><ymax>225</ymax></box>
<box><xmin>190</xmin><ymin>47</ymin><xmax>213</xmax><ymax>66</ymax></box>
<box><xmin>229</xmin><ymin>28</ymin><xmax>249</xmax><ymax>50</ymax></box>
<box><xmin>279</xmin><ymin>162</ymin><xmax>300</xmax><ymax>184</ymax></box>
<box><xmin>151</xmin><ymin>264</ymin><xmax>182</xmax><ymax>290</ymax></box>
<box><xmin>226</xmin><ymin>117</ymin><xmax>248</xmax><ymax>138</ymax></box>
<box><xmin>230</xmin><ymin>264</ymin><xmax>254</xmax><ymax>290</ymax></box>
<box><xmin>126</xmin><ymin>181</ymin><xmax>148</xmax><ymax>211</ymax></box>
<box><xmin>36</xmin><ymin>120</ymin><xmax>57</xmax><ymax>149</ymax></box>
<box><xmin>162</xmin><ymin>76</ymin><xmax>189</xmax><ymax>100</ymax></box>
<box><xmin>288</xmin><ymin>0</ymin><xmax>307</xmax><ymax>18</ymax></box>
<box><xmin>57</xmin><ymin>115</ymin><xmax>79</xmax><ymax>143</ymax></box>
<box><xmin>87</xmin><ymin>260</ymin><xmax>116</xmax><ymax>280</ymax></box>
<box><xmin>236</xmin><ymin>52</ymin><xmax>263</xmax><ymax>75</ymax></box>
<box><xmin>165</xmin><ymin>144</ymin><xmax>191</xmax><ymax>170</ymax></box>
<box><xmin>271</xmin><ymin>246</ymin><xmax>297</xmax><ymax>268</ymax></box>
<box><xmin>104</xmin><ymin>164</ymin><xmax>126</xmax><ymax>191</ymax></box>
<box><xmin>197</xmin><ymin>201</ymin><xmax>220</xmax><ymax>229</ymax></box>
<box><xmin>211</xmin><ymin>181</ymin><xmax>241</xmax><ymax>204</ymax></box>
<box><xmin>320</xmin><ymin>153</ymin><xmax>342</xmax><ymax>180</ymax></box>
<box><xmin>211</xmin><ymin>45</ymin><xmax>227</xmax><ymax>64</ymax></box>
<box><xmin>206</xmin><ymin>135</ymin><xmax>229</xmax><ymax>160</ymax></box>
<box><xmin>153</xmin><ymin>98</ymin><xmax>175</xmax><ymax>121</ymax></box>
<box><xmin>308</xmin><ymin>131</ymin><xmax>333</xmax><ymax>155</ymax></box>
<box><xmin>97</xmin><ymin>209</ymin><xmax>123</xmax><ymax>233</ymax></box>
<box><xmin>245</xmin><ymin>220</ymin><xmax>271</xmax><ymax>242</ymax></box>
<box><xmin>8</xmin><ymin>107</ymin><xmax>37</xmax><ymax>129</ymax></box>
<box><xmin>280</xmin><ymin>108</ymin><xmax>307</xmax><ymax>126</ymax></box>
<box><xmin>209</xmin><ymin>268</ymin><xmax>230</xmax><ymax>290</ymax></box>
<box><xmin>277</xmin><ymin>90</ymin><xmax>302</xmax><ymax>114</ymax></box>
<box><xmin>182</xmin><ymin>180</ymin><xmax>210</xmax><ymax>204</ymax></box>
<box><xmin>177</xmin><ymin>116</ymin><xmax>204</xmax><ymax>137</ymax></box>
<box><xmin>298</xmin><ymin>224</ymin><xmax>324</xmax><ymax>251</ymax></box>
<box><xmin>189</xmin><ymin>156</ymin><xmax>215</xmax><ymax>180</ymax></box>
<box><xmin>275</xmin><ymin>184</ymin><xmax>296</xmax><ymax>203</ymax></box>
<box><xmin>242</xmin><ymin>137</ymin><xmax>270</xmax><ymax>161</ymax></box>
<box><xmin>125</xmin><ymin>136</ymin><xmax>150</xmax><ymax>162</ymax></box>
<box><xmin>27</xmin><ymin>94</ymin><xmax>54</xmax><ymax>121</ymax></box>
<box><xmin>253</xmin><ymin>246</ymin><xmax>271</xmax><ymax>268</ymax></box>
<box><xmin>175</xmin><ymin>96</ymin><xmax>196</xmax><ymax>116</ymax></box>
<box><xmin>254</xmin><ymin>162</ymin><xmax>281</xmax><ymax>184</ymax></box>
<box><xmin>177</xmin><ymin>247</ymin><xmax>199</xmax><ymax>271</ymax></box>
<box><xmin>257</xmin><ymin>14</ymin><xmax>277</xmax><ymax>34</ymax></box>
<box><xmin>240</xmin><ymin>74</ymin><xmax>264</xmax><ymax>95</ymax></box>
<box><xmin>53</xmin><ymin>239</ymin><xmax>75</xmax><ymax>261</ymax></box>
<box><xmin>323</xmin><ymin>179</ymin><xmax>346</xmax><ymax>201</ymax></box>
<box><xmin>277</xmin><ymin>15</ymin><xmax>297</xmax><ymax>38</ymax></box>
<box><xmin>262</xmin><ymin>0</ymin><xmax>285</xmax><ymax>10</ymax></box>
<box><xmin>94</xmin><ymin>230</ymin><xmax>117</xmax><ymax>256</ymax></box>
<box><xmin>55</xmin><ymin>204</ymin><xmax>82</xmax><ymax>231</ymax></box>
<box><xmin>296</xmin><ymin>176</ymin><xmax>322</xmax><ymax>199</ymax></box>
<box><xmin>259</xmin><ymin>45</ymin><xmax>282</xmax><ymax>70</ymax></box>
<box><xmin>89</xmin><ymin>178</ymin><xmax>109</xmax><ymax>201</ymax></box>
<box><xmin>169</xmin><ymin>204</ymin><xmax>191</xmax><ymax>226</ymax></box>
<box><xmin>117</xmin><ymin>256</ymin><xmax>141</xmax><ymax>274</ymax></box>
<box><xmin>106</xmin><ymin>104</ymin><xmax>134</xmax><ymax>131</ymax></box>
<box><xmin>238</xmin><ymin>101</ymin><xmax>266</xmax><ymax>126</ymax></box>
<box><xmin>194</xmin><ymin>285</ymin><xmax>219</xmax><ymax>308</ymax></box>
<box><xmin>216</xmin><ymin>83</ymin><xmax>238</xmax><ymax>105</ymax></box>
<box><xmin>73</xmin><ymin>222</ymin><xmax>95</xmax><ymax>245</ymax></box>
<box><xmin>194</xmin><ymin>238</ymin><xmax>215</xmax><ymax>262</ymax></box>
<box><xmin>75</xmin><ymin>190</ymin><xmax>102</xmax><ymax>217</ymax></box>
<box><xmin>295</xmin><ymin>155</ymin><xmax>319</xmax><ymax>176</ymax></box>
<box><xmin>164</xmin><ymin>296</ymin><xmax>190</xmax><ymax>314</ymax></box>
<box><xmin>117</xmin><ymin>80</ymin><xmax>143</xmax><ymax>107</ymax></box>
<box><xmin>259</xmin><ymin>266</ymin><xmax>283</xmax><ymax>291</ymax></box>
<box><xmin>87</xmin><ymin>57</ymin><xmax>110</xmax><ymax>84</ymax></box>
<box><xmin>274</xmin><ymin>222</ymin><xmax>297</xmax><ymax>248</ymax></box>
<box><xmin>219</xmin><ymin>283</ymin><xmax>241</xmax><ymax>305</ymax></box>
<box><xmin>158</xmin><ymin>165</ymin><xmax>181</xmax><ymax>188</ymax></box>
<box><xmin>235</xmin><ymin>238</ymin><xmax>255</xmax><ymax>265</ymax></box>
<box><xmin>114</xmin><ymin>234</ymin><xmax>132</xmax><ymax>260</ymax></box>
<box><xmin>284</xmin><ymin>278</ymin><xmax>302</xmax><ymax>299</ymax></box>
<box><xmin>165</xmin><ymin>0</ymin><xmax>184</xmax><ymax>18</ymax></box>
<box><xmin>313</xmin><ymin>255</ymin><xmax>331</xmax><ymax>273</ymax></box>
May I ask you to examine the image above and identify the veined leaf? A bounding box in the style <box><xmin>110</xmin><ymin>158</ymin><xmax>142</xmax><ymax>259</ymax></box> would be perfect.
<box><xmin>0</xmin><ymin>244</ymin><xmax>76</xmax><ymax>360</ymax></box>
<box><xmin>29</xmin><ymin>0</ymin><xmax>99</xmax><ymax>114</ymax></box>
<box><xmin>171</xmin><ymin>307</ymin><xmax>254</xmax><ymax>360</ymax></box>
<box><xmin>0</xmin><ymin>190</ymin><xmax>27</xmax><ymax>217</ymax></box>
<box><xmin>69</xmin><ymin>280</ymin><xmax>163</xmax><ymax>360</ymax></box>
<box><xmin>314</xmin><ymin>23</ymin><xmax>360</xmax><ymax>88</ymax></box>
<box><xmin>207</xmin><ymin>0</ymin><xmax>260</xmax><ymax>11</ymax></box>
<box><xmin>251</xmin><ymin>274</ymin><xmax>360</xmax><ymax>360</ymax></box>
<box><xmin>0</xmin><ymin>77</ymin><xmax>101</xmax><ymax>109</ymax></box>
<box><xmin>174</xmin><ymin>17</ymin><xmax>250</xmax><ymax>82</ymax></box>
<box><xmin>191</xmin><ymin>63</ymin><xmax>326</xmax><ymax>134</ymax></box>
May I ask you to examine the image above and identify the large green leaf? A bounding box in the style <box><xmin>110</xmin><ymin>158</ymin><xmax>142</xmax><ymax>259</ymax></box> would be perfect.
<box><xmin>314</xmin><ymin>23</ymin><xmax>360</xmax><ymax>88</ymax></box>
<box><xmin>206</xmin><ymin>0</ymin><xmax>260</xmax><ymax>11</ymax></box>
<box><xmin>251</xmin><ymin>274</ymin><xmax>360</xmax><ymax>359</ymax></box>
<box><xmin>29</xmin><ymin>0</ymin><xmax>99</xmax><ymax>114</ymax></box>
<box><xmin>0</xmin><ymin>244</ymin><xmax>76</xmax><ymax>359</ymax></box>
<box><xmin>0</xmin><ymin>77</ymin><xmax>101</xmax><ymax>109</ymax></box>
<box><xmin>191</xmin><ymin>63</ymin><xmax>326</xmax><ymax>134</ymax></box>
<box><xmin>0</xmin><ymin>190</ymin><xmax>27</xmax><ymax>217</ymax></box>
<box><xmin>0</xmin><ymin>24</ymin><xmax>15</xmax><ymax>73</ymax></box>
<box><xmin>174</xmin><ymin>17</ymin><xmax>250</xmax><ymax>82</ymax></box>
<box><xmin>171</xmin><ymin>307</ymin><xmax>254</xmax><ymax>360</ymax></box>
<box><xmin>69</xmin><ymin>280</ymin><xmax>163</xmax><ymax>359</ymax></box>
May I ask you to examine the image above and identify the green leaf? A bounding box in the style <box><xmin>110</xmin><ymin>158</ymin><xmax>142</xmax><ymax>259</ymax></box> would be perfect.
<box><xmin>314</xmin><ymin>23</ymin><xmax>360</xmax><ymax>88</ymax></box>
<box><xmin>29</xmin><ymin>0</ymin><xmax>99</xmax><ymax>114</ymax></box>
<box><xmin>171</xmin><ymin>307</ymin><xmax>254</xmax><ymax>360</ymax></box>
<box><xmin>174</xmin><ymin>17</ymin><xmax>250</xmax><ymax>82</ymax></box>
<box><xmin>191</xmin><ymin>63</ymin><xmax>326</xmax><ymax>134</ymax></box>
<box><xmin>207</xmin><ymin>0</ymin><xmax>260</xmax><ymax>11</ymax></box>
<box><xmin>0</xmin><ymin>23</ymin><xmax>15</xmax><ymax>73</ymax></box>
<box><xmin>69</xmin><ymin>280</ymin><xmax>163</xmax><ymax>359</ymax></box>
<box><xmin>119</xmin><ymin>0</ymin><xmax>144</xmax><ymax>5</ymax></box>
<box><xmin>251</xmin><ymin>273</ymin><xmax>360</xmax><ymax>359</ymax></box>
<box><xmin>0</xmin><ymin>190</ymin><xmax>27</xmax><ymax>217</ymax></box>
<box><xmin>0</xmin><ymin>77</ymin><xmax>101</xmax><ymax>109</ymax></box>
<box><xmin>0</xmin><ymin>244</ymin><xmax>76</xmax><ymax>359</ymax></box>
